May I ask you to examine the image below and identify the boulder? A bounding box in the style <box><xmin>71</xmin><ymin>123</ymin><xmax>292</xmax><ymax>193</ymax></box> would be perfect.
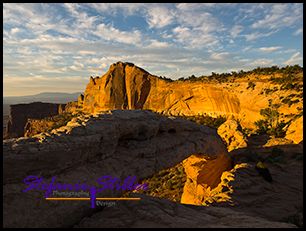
<box><xmin>217</xmin><ymin>119</ymin><xmax>248</xmax><ymax>152</ymax></box>
<box><xmin>181</xmin><ymin>154</ymin><xmax>232</xmax><ymax>205</ymax></box>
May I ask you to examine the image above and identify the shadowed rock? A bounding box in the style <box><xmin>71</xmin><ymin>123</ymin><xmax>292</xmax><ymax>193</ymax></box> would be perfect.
<box><xmin>3</xmin><ymin>110</ymin><xmax>228</xmax><ymax>228</ymax></box>
<box><xmin>5</xmin><ymin>102</ymin><xmax>65</xmax><ymax>138</ymax></box>
<box><xmin>74</xmin><ymin>194</ymin><xmax>296</xmax><ymax>228</ymax></box>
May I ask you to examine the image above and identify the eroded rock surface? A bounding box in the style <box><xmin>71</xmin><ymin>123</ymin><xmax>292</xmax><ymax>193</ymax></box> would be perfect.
<box><xmin>214</xmin><ymin>160</ymin><xmax>303</xmax><ymax>227</ymax></box>
<box><xmin>217</xmin><ymin>119</ymin><xmax>248</xmax><ymax>152</ymax></box>
<box><xmin>181</xmin><ymin>154</ymin><xmax>232</xmax><ymax>205</ymax></box>
<box><xmin>74</xmin><ymin>194</ymin><xmax>296</xmax><ymax>228</ymax></box>
<box><xmin>3</xmin><ymin>110</ymin><xmax>228</xmax><ymax>228</ymax></box>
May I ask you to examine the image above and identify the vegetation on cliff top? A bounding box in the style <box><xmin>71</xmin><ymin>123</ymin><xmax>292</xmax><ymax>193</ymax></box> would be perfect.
<box><xmin>159</xmin><ymin>64</ymin><xmax>303</xmax><ymax>83</ymax></box>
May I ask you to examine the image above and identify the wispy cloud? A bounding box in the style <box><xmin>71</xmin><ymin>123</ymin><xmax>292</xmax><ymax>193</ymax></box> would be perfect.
<box><xmin>251</xmin><ymin>4</ymin><xmax>302</xmax><ymax>30</ymax></box>
<box><xmin>210</xmin><ymin>52</ymin><xmax>230</xmax><ymax>61</ymax></box>
<box><xmin>3</xmin><ymin>3</ymin><xmax>303</xmax><ymax>96</ymax></box>
<box><xmin>96</xmin><ymin>23</ymin><xmax>143</xmax><ymax>46</ymax></box>
<box><xmin>146</xmin><ymin>5</ymin><xmax>174</xmax><ymax>28</ymax></box>
<box><xmin>294</xmin><ymin>28</ymin><xmax>303</xmax><ymax>36</ymax></box>
<box><xmin>244</xmin><ymin>30</ymin><xmax>277</xmax><ymax>41</ymax></box>
<box><xmin>251</xmin><ymin>58</ymin><xmax>274</xmax><ymax>67</ymax></box>
<box><xmin>259</xmin><ymin>46</ymin><xmax>282</xmax><ymax>52</ymax></box>
<box><xmin>230</xmin><ymin>25</ymin><xmax>243</xmax><ymax>38</ymax></box>
<box><xmin>284</xmin><ymin>52</ymin><xmax>303</xmax><ymax>65</ymax></box>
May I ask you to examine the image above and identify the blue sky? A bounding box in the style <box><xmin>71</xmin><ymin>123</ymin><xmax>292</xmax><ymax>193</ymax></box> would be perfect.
<box><xmin>3</xmin><ymin>3</ymin><xmax>303</xmax><ymax>96</ymax></box>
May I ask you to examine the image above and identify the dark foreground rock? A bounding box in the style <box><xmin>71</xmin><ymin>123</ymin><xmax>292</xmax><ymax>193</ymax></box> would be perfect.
<box><xmin>74</xmin><ymin>194</ymin><xmax>296</xmax><ymax>228</ymax></box>
<box><xmin>3</xmin><ymin>110</ymin><xmax>228</xmax><ymax>228</ymax></box>
<box><xmin>3</xmin><ymin>110</ymin><xmax>302</xmax><ymax>228</ymax></box>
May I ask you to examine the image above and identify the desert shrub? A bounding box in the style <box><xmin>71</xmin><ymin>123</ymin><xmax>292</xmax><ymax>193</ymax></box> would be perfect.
<box><xmin>263</xmin><ymin>88</ymin><xmax>277</xmax><ymax>95</ymax></box>
<box><xmin>183</xmin><ymin>114</ymin><xmax>227</xmax><ymax>129</ymax></box>
<box><xmin>247</xmin><ymin>81</ymin><xmax>256</xmax><ymax>90</ymax></box>
<box><xmin>254</xmin><ymin>119</ymin><xmax>269</xmax><ymax>134</ymax></box>
<box><xmin>174</xmin><ymin>65</ymin><xmax>302</xmax><ymax>83</ymax></box>
<box><xmin>267</xmin><ymin>121</ymin><xmax>287</xmax><ymax>138</ymax></box>
<box><xmin>159</xmin><ymin>76</ymin><xmax>174</xmax><ymax>82</ymax></box>
<box><xmin>281</xmin><ymin>98</ymin><xmax>300</xmax><ymax>107</ymax></box>
<box><xmin>255</xmin><ymin>103</ymin><xmax>287</xmax><ymax>138</ymax></box>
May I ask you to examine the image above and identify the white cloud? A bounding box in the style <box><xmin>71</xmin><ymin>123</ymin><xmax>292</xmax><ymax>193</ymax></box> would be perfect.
<box><xmin>242</xmin><ymin>46</ymin><xmax>252</xmax><ymax>52</ymax></box>
<box><xmin>210</xmin><ymin>52</ymin><xmax>230</xmax><ymax>61</ymax></box>
<box><xmin>259</xmin><ymin>46</ymin><xmax>282</xmax><ymax>52</ymax></box>
<box><xmin>244</xmin><ymin>30</ymin><xmax>276</xmax><ymax>41</ymax></box>
<box><xmin>284</xmin><ymin>52</ymin><xmax>303</xmax><ymax>65</ymax></box>
<box><xmin>147</xmin><ymin>40</ymin><xmax>170</xmax><ymax>48</ymax></box>
<box><xmin>294</xmin><ymin>28</ymin><xmax>303</xmax><ymax>36</ymax></box>
<box><xmin>252</xmin><ymin>58</ymin><xmax>274</xmax><ymax>66</ymax></box>
<box><xmin>176</xmin><ymin>3</ymin><xmax>216</xmax><ymax>11</ymax></box>
<box><xmin>146</xmin><ymin>5</ymin><xmax>174</xmax><ymax>28</ymax></box>
<box><xmin>3</xmin><ymin>3</ymin><xmax>304</xmax><ymax>96</ymax></box>
<box><xmin>251</xmin><ymin>4</ymin><xmax>302</xmax><ymax>30</ymax></box>
<box><xmin>10</xmin><ymin>27</ymin><xmax>20</xmax><ymax>35</ymax></box>
<box><xmin>78</xmin><ymin>50</ymin><xmax>96</xmax><ymax>55</ymax></box>
<box><xmin>96</xmin><ymin>23</ymin><xmax>143</xmax><ymax>46</ymax></box>
<box><xmin>88</xmin><ymin>3</ymin><xmax>144</xmax><ymax>16</ymax></box>
<box><xmin>230</xmin><ymin>25</ymin><xmax>243</xmax><ymax>38</ymax></box>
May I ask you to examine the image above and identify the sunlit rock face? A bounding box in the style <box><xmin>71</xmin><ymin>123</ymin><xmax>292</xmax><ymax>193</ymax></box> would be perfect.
<box><xmin>217</xmin><ymin>119</ymin><xmax>248</xmax><ymax>152</ymax></box>
<box><xmin>285</xmin><ymin>116</ymin><xmax>303</xmax><ymax>144</ymax></box>
<box><xmin>81</xmin><ymin>61</ymin><xmax>241</xmax><ymax>118</ymax></box>
<box><xmin>80</xmin><ymin>62</ymin><xmax>303</xmax><ymax>131</ymax></box>
<box><xmin>180</xmin><ymin>154</ymin><xmax>233</xmax><ymax>205</ymax></box>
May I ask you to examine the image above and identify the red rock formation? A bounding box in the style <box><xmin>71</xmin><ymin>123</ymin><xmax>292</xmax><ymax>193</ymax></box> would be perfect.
<box><xmin>5</xmin><ymin>102</ymin><xmax>65</xmax><ymax>138</ymax></box>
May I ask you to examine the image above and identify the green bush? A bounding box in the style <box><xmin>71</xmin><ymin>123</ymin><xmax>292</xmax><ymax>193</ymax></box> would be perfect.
<box><xmin>255</xmin><ymin>103</ymin><xmax>288</xmax><ymax>138</ymax></box>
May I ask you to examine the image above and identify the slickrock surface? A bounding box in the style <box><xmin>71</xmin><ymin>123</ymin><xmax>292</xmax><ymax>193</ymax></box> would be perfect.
<box><xmin>214</xmin><ymin>160</ymin><xmax>303</xmax><ymax>227</ymax></box>
<box><xmin>3</xmin><ymin>110</ymin><xmax>228</xmax><ymax>228</ymax></box>
<box><xmin>180</xmin><ymin>153</ymin><xmax>303</xmax><ymax>227</ymax></box>
<box><xmin>74</xmin><ymin>194</ymin><xmax>296</xmax><ymax>228</ymax></box>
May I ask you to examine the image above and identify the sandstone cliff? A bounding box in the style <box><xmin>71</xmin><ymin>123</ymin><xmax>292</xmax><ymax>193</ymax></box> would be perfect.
<box><xmin>79</xmin><ymin>62</ymin><xmax>303</xmax><ymax>131</ymax></box>
<box><xmin>5</xmin><ymin>102</ymin><xmax>65</xmax><ymax>138</ymax></box>
<box><xmin>81</xmin><ymin>62</ymin><xmax>241</xmax><ymax>116</ymax></box>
